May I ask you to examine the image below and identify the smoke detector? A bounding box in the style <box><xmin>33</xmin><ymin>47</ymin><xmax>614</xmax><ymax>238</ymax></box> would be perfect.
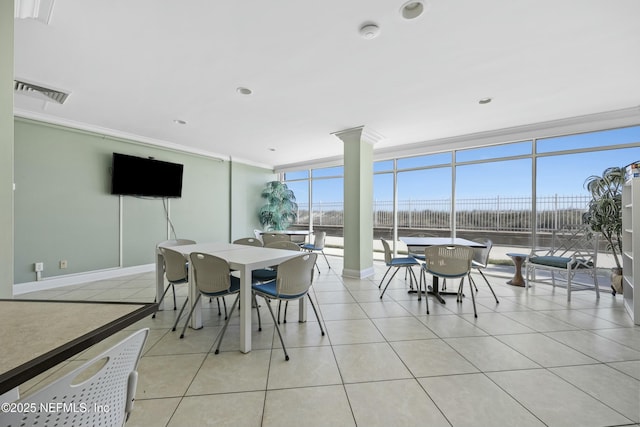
<box><xmin>359</xmin><ymin>23</ymin><xmax>380</xmax><ymax>40</ymax></box>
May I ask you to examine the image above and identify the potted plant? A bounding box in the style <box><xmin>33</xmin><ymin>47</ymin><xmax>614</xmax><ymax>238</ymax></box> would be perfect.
<box><xmin>582</xmin><ymin>166</ymin><xmax>624</xmax><ymax>294</ymax></box>
<box><xmin>259</xmin><ymin>181</ymin><xmax>298</xmax><ymax>231</ymax></box>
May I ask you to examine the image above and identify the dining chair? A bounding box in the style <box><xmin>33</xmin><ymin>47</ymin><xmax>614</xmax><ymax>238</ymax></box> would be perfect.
<box><xmin>379</xmin><ymin>238</ymin><xmax>420</xmax><ymax>299</ymax></box>
<box><xmin>264</xmin><ymin>240</ymin><xmax>303</xmax><ymax>323</ymax></box>
<box><xmin>233</xmin><ymin>237</ymin><xmax>263</xmax><ymax>247</ymax></box>
<box><xmin>262</xmin><ymin>233</ymin><xmax>291</xmax><ymax>245</ymax></box>
<box><xmin>421</xmin><ymin>245</ymin><xmax>474</xmax><ymax>316</ymax></box>
<box><xmin>301</xmin><ymin>231</ymin><xmax>330</xmax><ymax>273</ymax></box>
<box><xmin>469</xmin><ymin>238</ymin><xmax>499</xmax><ymax>303</ymax></box>
<box><xmin>2</xmin><ymin>328</ymin><xmax>149</xmax><ymax>427</ymax></box>
<box><xmin>179</xmin><ymin>252</ymin><xmax>240</xmax><ymax>341</ymax></box>
<box><xmin>156</xmin><ymin>246</ymin><xmax>191</xmax><ymax>332</ymax></box>
<box><xmin>155</xmin><ymin>239</ymin><xmax>195</xmax><ymax>312</ymax></box>
<box><xmin>252</xmin><ymin>253</ymin><xmax>325</xmax><ymax>361</ymax></box>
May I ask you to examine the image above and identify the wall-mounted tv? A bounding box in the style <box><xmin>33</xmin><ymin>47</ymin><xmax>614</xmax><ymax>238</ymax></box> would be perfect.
<box><xmin>111</xmin><ymin>153</ymin><xmax>183</xmax><ymax>198</ymax></box>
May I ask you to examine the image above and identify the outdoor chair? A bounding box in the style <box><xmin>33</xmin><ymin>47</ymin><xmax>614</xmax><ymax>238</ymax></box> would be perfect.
<box><xmin>469</xmin><ymin>238</ymin><xmax>499</xmax><ymax>304</ymax></box>
<box><xmin>525</xmin><ymin>225</ymin><xmax>600</xmax><ymax>301</ymax></box>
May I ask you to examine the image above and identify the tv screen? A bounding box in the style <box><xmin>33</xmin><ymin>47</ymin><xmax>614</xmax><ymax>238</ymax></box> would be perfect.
<box><xmin>111</xmin><ymin>153</ymin><xmax>183</xmax><ymax>198</ymax></box>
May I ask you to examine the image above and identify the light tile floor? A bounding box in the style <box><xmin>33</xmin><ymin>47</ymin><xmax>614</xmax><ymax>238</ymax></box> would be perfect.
<box><xmin>19</xmin><ymin>258</ymin><xmax>640</xmax><ymax>427</ymax></box>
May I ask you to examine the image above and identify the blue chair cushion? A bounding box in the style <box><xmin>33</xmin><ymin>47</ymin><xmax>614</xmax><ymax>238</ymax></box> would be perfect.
<box><xmin>252</xmin><ymin>280</ymin><xmax>306</xmax><ymax>299</ymax></box>
<box><xmin>203</xmin><ymin>275</ymin><xmax>240</xmax><ymax>297</ymax></box>
<box><xmin>389</xmin><ymin>257</ymin><xmax>419</xmax><ymax>267</ymax></box>
<box><xmin>252</xmin><ymin>268</ymin><xmax>277</xmax><ymax>282</ymax></box>
<box><xmin>530</xmin><ymin>256</ymin><xmax>593</xmax><ymax>269</ymax></box>
<box><xmin>529</xmin><ymin>256</ymin><xmax>572</xmax><ymax>269</ymax></box>
<box><xmin>301</xmin><ymin>244</ymin><xmax>317</xmax><ymax>251</ymax></box>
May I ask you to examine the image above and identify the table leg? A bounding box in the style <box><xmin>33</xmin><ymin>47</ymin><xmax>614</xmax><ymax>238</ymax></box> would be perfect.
<box><xmin>507</xmin><ymin>255</ymin><xmax>526</xmax><ymax>287</ymax></box>
<box><xmin>299</xmin><ymin>295</ymin><xmax>307</xmax><ymax>323</ymax></box>
<box><xmin>156</xmin><ymin>252</ymin><xmax>165</xmax><ymax>311</ymax></box>
<box><xmin>189</xmin><ymin>267</ymin><xmax>203</xmax><ymax>329</ymax></box>
<box><xmin>239</xmin><ymin>265</ymin><xmax>252</xmax><ymax>353</ymax></box>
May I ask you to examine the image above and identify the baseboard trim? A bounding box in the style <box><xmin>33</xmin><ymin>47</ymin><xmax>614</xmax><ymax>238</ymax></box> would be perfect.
<box><xmin>13</xmin><ymin>264</ymin><xmax>155</xmax><ymax>295</ymax></box>
<box><xmin>342</xmin><ymin>267</ymin><xmax>375</xmax><ymax>279</ymax></box>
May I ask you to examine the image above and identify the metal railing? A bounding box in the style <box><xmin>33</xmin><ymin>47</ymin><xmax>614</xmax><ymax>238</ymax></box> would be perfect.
<box><xmin>294</xmin><ymin>195</ymin><xmax>590</xmax><ymax>232</ymax></box>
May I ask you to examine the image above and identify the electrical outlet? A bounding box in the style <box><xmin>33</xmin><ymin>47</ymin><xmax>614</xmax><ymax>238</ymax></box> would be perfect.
<box><xmin>59</xmin><ymin>260</ymin><xmax>68</xmax><ymax>269</ymax></box>
<box><xmin>34</xmin><ymin>262</ymin><xmax>44</xmax><ymax>272</ymax></box>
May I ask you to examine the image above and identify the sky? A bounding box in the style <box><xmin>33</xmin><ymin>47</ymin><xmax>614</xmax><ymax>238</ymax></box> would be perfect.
<box><xmin>286</xmin><ymin>126</ymin><xmax>640</xmax><ymax>205</ymax></box>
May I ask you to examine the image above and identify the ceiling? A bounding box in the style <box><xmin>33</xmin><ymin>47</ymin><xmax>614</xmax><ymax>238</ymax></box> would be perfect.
<box><xmin>13</xmin><ymin>0</ymin><xmax>640</xmax><ymax>169</ymax></box>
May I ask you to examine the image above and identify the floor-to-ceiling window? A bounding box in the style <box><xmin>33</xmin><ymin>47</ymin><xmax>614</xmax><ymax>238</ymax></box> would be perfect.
<box><xmin>282</xmin><ymin>124</ymin><xmax>640</xmax><ymax>277</ymax></box>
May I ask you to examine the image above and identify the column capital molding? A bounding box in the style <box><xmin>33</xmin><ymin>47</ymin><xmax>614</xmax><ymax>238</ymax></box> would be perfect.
<box><xmin>331</xmin><ymin>126</ymin><xmax>384</xmax><ymax>146</ymax></box>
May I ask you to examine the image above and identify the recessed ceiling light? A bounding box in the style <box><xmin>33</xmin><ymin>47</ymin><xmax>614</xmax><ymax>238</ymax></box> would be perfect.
<box><xmin>400</xmin><ymin>1</ymin><xmax>426</xmax><ymax>20</ymax></box>
<box><xmin>479</xmin><ymin>97</ymin><xmax>492</xmax><ymax>105</ymax></box>
<box><xmin>173</xmin><ymin>119</ymin><xmax>187</xmax><ymax>125</ymax></box>
<box><xmin>359</xmin><ymin>23</ymin><xmax>380</xmax><ymax>40</ymax></box>
<box><xmin>236</xmin><ymin>87</ymin><xmax>252</xmax><ymax>95</ymax></box>
<box><xmin>268</xmin><ymin>148</ymin><xmax>276</xmax><ymax>152</ymax></box>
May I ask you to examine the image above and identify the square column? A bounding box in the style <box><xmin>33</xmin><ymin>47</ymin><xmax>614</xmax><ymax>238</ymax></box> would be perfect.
<box><xmin>332</xmin><ymin>126</ymin><xmax>382</xmax><ymax>279</ymax></box>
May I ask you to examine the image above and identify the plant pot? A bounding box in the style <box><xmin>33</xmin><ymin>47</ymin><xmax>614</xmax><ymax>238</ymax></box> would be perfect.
<box><xmin>611</xmin><ymin>267</ymin><xmax>623</xmax><ymax>295</ymax></box>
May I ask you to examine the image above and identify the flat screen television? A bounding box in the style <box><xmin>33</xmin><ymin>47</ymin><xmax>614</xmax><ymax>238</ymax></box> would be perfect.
<box><xmin>111</xmin><ymin>153</ymin><xmax>183</xmax><ymax>198</ymax></box>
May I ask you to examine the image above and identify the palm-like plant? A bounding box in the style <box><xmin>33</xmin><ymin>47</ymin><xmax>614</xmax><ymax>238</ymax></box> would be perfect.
<box><xmin>582</xmin><ymin>166</ymin><xmax>624</xmax><ymax>270</ymax></box>
<box><xmin>259</xmin><ymin>181</ymin><xmax>298</xmax><ymax>231</ymax></box>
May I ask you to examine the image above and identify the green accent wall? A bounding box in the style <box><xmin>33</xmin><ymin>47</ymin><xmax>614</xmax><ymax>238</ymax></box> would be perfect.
<box><xmin>230</xmin><ymin>161</ymin><xmax>276</xmax><ymax>242</ymax></box>
<box><xmin>0</xmin><ymin>1</ymin><xmax>14</xmax><ymax>297</ymax></box>
<box><xmin>13</xmin><ymin>119</ymin><xmax>271</xmax><ymax>285</ymax></box>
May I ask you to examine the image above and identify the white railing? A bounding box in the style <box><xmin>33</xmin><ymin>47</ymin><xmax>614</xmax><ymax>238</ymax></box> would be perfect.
<box><xmin>294</xmin><ymin>194</ymin><xmax>590</xmax><ymax>232</ymax></box>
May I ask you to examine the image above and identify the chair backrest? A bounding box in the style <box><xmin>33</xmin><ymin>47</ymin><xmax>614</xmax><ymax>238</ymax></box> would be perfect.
<box><xmin>262</xmin><ymin>233</ymin><xmax>291</xmax><ymax>245</ymax></box>
<box><xmin>159</xmin><ymin>247</ymin><xmax>188</xmax><ymax>283</ymax></box>
<box><xmin>3</xmin><ymin>328</ymin><xmax>149</xmax><ymax>427</ymax></box>
<box><xmin>549</xmin><ymin>226</ymin><xmax>599</xmax><ymax>267</ymax></box>
<box><xmin>312</xmin><ymin>231</ymin><xmax>326</xmax><ymax>250</ymax></box>
<box><xmin>157</xmin><ymin>239</ymin><xmax>196</xmax><ymax>248</ymax></box>
<box><xmin>275</xmin><ymin>253</ymin><xmax>317</xmax><ymax>297</ymax></box>
<box><xmin>233</xmin><ymin>237</ymin><xmax>263</xmax><ymax>247</ymax></box>
<box><xmin>380</xmin><ymin>238</ymin><xmax>393</xmax><ymax>265</ymax></box>
<box><xmin>472</xmin><ymin>238</ymin><xmax>493</xmax><ymax>268</ymax></box>
<box><xmin>266</xmin><ymin>240</ymin><xmax>301</xmax><ymax>251</ymax></box>
<box><xmin>424</xmin><ymin>245</ymin><xmax>474</xmax><ymax>278</ymax></box>
<box><xmin>189</xmin><ymin>252</ymin><xmax>234</xmax><ymax>295</ymax></box>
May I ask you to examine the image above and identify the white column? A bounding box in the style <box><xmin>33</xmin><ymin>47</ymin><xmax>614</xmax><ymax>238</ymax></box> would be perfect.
<box><xmin>332</xmin><ymin>126</ymin><xmax>383</xmax><ymax>279</ymax></box>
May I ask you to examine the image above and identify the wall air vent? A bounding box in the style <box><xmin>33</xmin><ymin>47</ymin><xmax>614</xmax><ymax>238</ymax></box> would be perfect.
<box><xmin>14</xmin><ymin>80</ymin><xmax>70</xmax><ymax>104</ymax></box>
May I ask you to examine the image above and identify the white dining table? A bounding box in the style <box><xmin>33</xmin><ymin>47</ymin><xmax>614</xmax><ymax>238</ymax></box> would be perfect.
<box><xmin>155</xmin><ymin>242</ymin><xmax>302</xmax><ymax>353</ymax></box>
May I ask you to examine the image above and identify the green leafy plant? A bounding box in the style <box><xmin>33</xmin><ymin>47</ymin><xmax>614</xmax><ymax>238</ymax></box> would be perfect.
<box><xmin>582</xmin><ymin>166</ymin><xmax>624</xmax><ymax>269</ymax></box>
<box><xmin>259</xmin><ymin>181</ymin><xmax>298</xmax><ymax>231</ymax></box>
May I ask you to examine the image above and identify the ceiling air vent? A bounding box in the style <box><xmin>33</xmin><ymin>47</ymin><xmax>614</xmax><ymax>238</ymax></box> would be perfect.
<box><xmin>14</xmin><ymin>80</ymin><xmax>70</xmax><ymax>104</ymax></box>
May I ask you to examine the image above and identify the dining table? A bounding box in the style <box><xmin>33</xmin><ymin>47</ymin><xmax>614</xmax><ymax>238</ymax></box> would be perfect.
<box><xmin>400</xmin><ymin>237</ymin><xmax>486</xmax><ymax>304</ymax></box>
<box><xmin>0</xmin><ymin>299</ymin><xmax>156</xmax><ymax>396</ymax></box>
<box><xmin>155</xmin><ymin>242</ymin><xmax>302</xmax><ymax>353</ymax></box>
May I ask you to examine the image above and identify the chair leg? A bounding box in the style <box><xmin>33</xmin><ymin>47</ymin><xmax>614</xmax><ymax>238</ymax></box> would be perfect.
<box><xmin>214</xmin><ymin>294</ymin><xmax>239</xmax><ymax>354</ymax></box>
<box><xmin>467</xmin><ymin>276</ymin><xmax>478</xmax><ymax>318</ymax></box>
<box><xmin>152</xmin><ymin>284</ymin><xmax>173</xmax><ymax>319</ymax></box>
<box><xmin>253</xmin><ymin>293</ymin><xmax>262</xmax><ymax>331</ymax></box>
<box><xmin>307</xmin><ymin>293</ymin><xmax>325</xmax><ymax>336</ymax></box>
<box><xmin>593</xmin><ymin>269</ymin><xmax>600</xmax><ymax>298</ymax></box>
<box><xmin>263</xmin><ymin>297</ymin><xmax>289</xmax><ymax>361</ymax></box>
<box><xmin>172</xmin><ymin>283</ymin><xmax>177</xmax><ymax>310</ymax></box>
<box><xmin>216</xmin><ymin>297</ymin><xmax>221</xmax><ymax>315</ymax></box>
<box><xmin>380</xmin><ymin>268</ymin><xmax>400</xmax><ymax>299</ymax></box>
<box><xmin>179</xmin><ymin>294</ymin><xmax>202</xmax><ymax>339</ymax></box>
<box><xmin>321</xmin><ymin>250</ymin><xmax>331</xmax><ymax>269</ymax></box>
<box><xmin>478</xmin><ymin>270</ymin><xmax>499</xmax><ymax>303</ymax></box>
<box><xmin>378</xmin><ymin>266</ymin><xmax>392</xmax><ymax>289</ymax></box>
<box><xmin>172</xmin><ymin>296</ymin><xmax>189</xmax><ymax>332</ymax></box>
<box><xmin>283</xmin><ymin>301</ymin><xmax>289</xmax><ymax>323</ymax></box>
<box><xmin>222</xmin><ymin>297</ymin><xmax>228</xmax><ymax>320</ymax></box>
